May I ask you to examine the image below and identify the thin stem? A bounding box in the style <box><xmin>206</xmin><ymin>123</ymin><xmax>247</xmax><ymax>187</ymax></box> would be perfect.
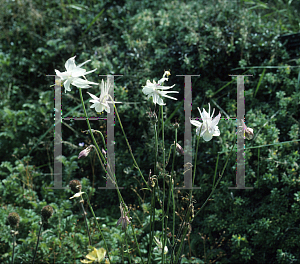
<box><xmin>78</xmin><ymin>89</ymin><xmax>106</xmax><ymax>171</ymax></box>
<box><xmin>154</xmin><ymin>124</ymin><xmax>158</xmax><ymax>175</ymax></box>
<box><xmin>257</xmin><ymin>148</ymin><xmax>260</xmax><ymax>179</ymax></box>
<box><xmin>174</xmin><ymin>139</ymin><xmax>235</xmax><ymax>264</ymax></box>
<box><xmin>114</xmin><ymin>104</ymin><xmax>150</xmax><ymax>189</ymax></box>
<box><xmin>194</xmin><ymin>142</ymin><xmax>235</xmax><ymax>218</ymax></box>
<box><xmin>147</xmin><ymin>184</ymin><xmax>156</xmax><ymax>264</ymax></box>
<box><xmin>160</xmin><ymin>105</ymin><xmax>166</xmax><ymax>264</ymax></box>
<box><xmin>79</xmin><ymin>88</ymin><xmax>144</xmax><ymax>263</ymax></box>
<box><xmin>79</xmin><ymin>200</ymin><xmax>92</xmax><ymax>246</ymax></box>
<box><xmin>32</xmin><ymin>222</ymin><xmax>43</xmax><ymax>264</ymax></box>
<box><xmin>124</xmin><ymin>228</ymin><xmax>132</xmax><ymax>264</ymax></box>
<box><xmin>213</xmin><ymin>153</ymin><xmax>220</xmax><ymax>187</ymax></box>
<box><xmin>84</xmin><ymin>193</ymin><xmax>112</xmax><ymax>264</ymax></box>
<box><xmin>12</xmin><ymin>230</ymin><xmax>16</xmax><ymax>264</ymax></box>
<box><xmin>148</xmin><ymin>122</ymin><xmax>159</xmax><ymax>264</ymax></box>
<box><xmin>192</xmin><ymin>134</ymin><xmax>201</xmax><ymax>186</ymax></box>
<box><xmin>163</xmin><ymin>127</ymin><xmax>178</xmax><ymax>262</ymax></box>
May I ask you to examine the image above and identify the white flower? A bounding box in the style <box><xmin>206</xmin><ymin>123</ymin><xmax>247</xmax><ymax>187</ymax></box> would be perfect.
<box><xmin>153</xmin><ymin>236</ymin><xmax>168</xmax><ymax>254</ymax></box>
<box><xmin>142</xmin><ymin>71</ymin><xmax>178</xmax><ymax>105</ymax></box>
<box><xmin>87</xmin><ymin>79</ymin><xmax>121</xmax><ymax>114</ymax></box>
<box><xmin>190</xmin><ymin>103</ymin><xmax>221</xmax><ymax>141</ymax></box>
<box><xmin>55</xmin><ymin>56</ymin><xmax>98</xmax><ymax>93</ymax></box>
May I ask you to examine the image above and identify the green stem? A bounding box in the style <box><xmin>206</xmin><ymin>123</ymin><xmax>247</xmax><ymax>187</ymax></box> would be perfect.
<box><xmin>212</xmin><ymin>153</ymin><xmax>220</xmax><ymax>187</ymax></box>
<box><xmin>114</xmin><ymin>104</ymin><xmax>150</xmax><ymax>189</ymax></box>
<box><xmin>78</xmin><ymin>89</ymin><xmax>106</xmax><ymax>170</ymax></box>
<box><xmin>163</xmin><ymin>128</ymin><xmax>177</xmax><ymax>262</ymax></box>
<box><xmin>84</xmin><ymin>193</ymin><xmax>112</xmax><ymax>264</ymax></box>
<box><xmin>147</xmin><ymin>122</ymin><xmax>159</xmax><ymax>264</ymax></box>
<box><xmin>160</xmin><ymin>105</ymin><xmax>166</xmax><ymax>264</ymax></box>
<box><xmin>174</xmin><ymin>140</ymin><xmax>235</xmax><ymax>264</ymax></box>
<box><xmin>194</xmin><ymin>142</ymin><xmax>235</xmax><ymax>218</ymax></box>
<box><xmin>79</xmin><ymin>88</ymin><xmax>128</xmax><ymax>262</ymax></box>
<box><xmin>79</xmin><ymin>200</ymin><xmax>92</xmax><ymax>246</ymax></box>
<box><xmin>192</xmin><ymin>135</ymin><xmax>201</xmax><ymax>187</ymax></box>
<box><xmin>32</xmin><ymin>222</ymin><xmax>43</xmax><ymax>264</ymax></box>
<box><xmin>12</xmin><ymin>231</ymin><xmax>16</xmax><ymax>264</ymax></box>
<box><xmin>125</xmin><ymin>228</ymin><xmax>132</xmax><ymax>264</ymax></box>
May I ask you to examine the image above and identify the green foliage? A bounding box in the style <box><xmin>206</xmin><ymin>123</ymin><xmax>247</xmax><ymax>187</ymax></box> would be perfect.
<box><xmin>0</xmin><ymin>0</ymin><xmax>300</xmax><ymax>263</ymax></box>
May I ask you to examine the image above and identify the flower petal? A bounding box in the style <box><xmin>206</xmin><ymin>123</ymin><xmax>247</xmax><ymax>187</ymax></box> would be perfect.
<box><xmin>65</xmin><ymin>56</ymin><xmax>76</xmax><ymax>71</ymax></box>
<box><xmin>202</xmin><ymin>130</ymin><xmax>213</xmax><ymax>141</ymax></box>
<box><xmin>87</xmin><ymin>92</ymin><xmax>99</xmax><ymax>101</ymax></box>
<box><xmin>190</xmin><ymin>120</ymin><xmax>202</xmax><ymax>128</ymax></box>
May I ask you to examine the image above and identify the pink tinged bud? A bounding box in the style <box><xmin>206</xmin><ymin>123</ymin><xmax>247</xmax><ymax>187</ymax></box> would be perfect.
<box><xmin>78</xmin><ymin>145</ymin><xmax>93</xmax><ymax>159</ymax></box>
<box><xmin>175</xmin><ymin>142</ymin><xmax>184</xmax><ymax>155</ymax></box>
<box><xmin>102</xmin><ymin>148</ymin><xmax>107</xmax><ymax>155</ymax></box>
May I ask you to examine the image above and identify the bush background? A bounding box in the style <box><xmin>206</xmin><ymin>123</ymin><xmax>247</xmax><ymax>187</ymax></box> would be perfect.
<box><xmin>0</xmin><ymin>0</ymin><xmax>299</xmax><ymax>263</ymax></box>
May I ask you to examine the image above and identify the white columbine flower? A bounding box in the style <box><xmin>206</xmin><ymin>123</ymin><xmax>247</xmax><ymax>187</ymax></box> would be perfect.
<box><xmin>55</xmin><ymin>56</ymin><xmax>98</xmax><ymax>93</ymax></box>
<box><xmin>190</xmin><ymin>103</ymin><xmax>221</xmax><ymax>142</ymax></box>
<box><xmin>142</xmin><ymin>70</ymin><xmax>178</xmax><ymax>105</ymax></box>
<box><xmin>87</xmin><ymin>79</ymin><xmax>121</xmax><ymax>114</ymax></box>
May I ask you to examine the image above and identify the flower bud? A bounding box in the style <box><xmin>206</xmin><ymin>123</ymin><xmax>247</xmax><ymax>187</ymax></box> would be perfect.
<box><xmin>78</xmin><ymin>145</ymin><xmax>93</xmax><ymax>159</ymax></box>
<box><xmin>7</xmin><ymin>212</ymin><xmax>20</xmax><ymax>228</ymax></box>
<box><xmin>69</xmin><ymin>179</ymin><xmax>82</xmax><ymax>193</ymax></box>
<box><xmin>41</xmin><ymin>205</ymin><xmax>54</xmax><ymax>222</ymax></box>
<box><xmin>245</xmin><ymin>127</ymin><xmax>254</xmax><ymax>140</ymax></box>
<box><xmin>173</xmin><ymin>122</ymin><xmax>180</xmax><ymax>129</ymax></box>
<box><xmin>148</xmin><ymin>109</ymin><xmax>158</xmax><ymax>125</ymax></box>
<box><xmin>175</xmin><ymin>142</ymin><xmax>184</xmax><ymax>155</ymax></box>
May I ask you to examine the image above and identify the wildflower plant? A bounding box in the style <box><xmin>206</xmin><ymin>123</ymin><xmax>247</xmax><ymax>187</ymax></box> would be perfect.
<box><xmin>7</xmin><ymin>212</ymin><xmax>20</xmax><ymax>264</ymax></box>
<box><xmin>53</xmin><ymin>56</ymin><xmax>239</xmax><ymax>263</ymax></box>
<box><xmin>32</xmin><ymin>205</ymin><xmax>54</xmax><ymax>264</ymax></box>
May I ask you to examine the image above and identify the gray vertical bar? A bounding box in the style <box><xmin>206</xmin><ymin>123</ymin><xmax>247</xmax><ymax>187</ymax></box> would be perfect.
<box><xmin>50</xmin><ymin>76</ymin><xmax>65</xmax><ymax>189</ymax></box>
<box><xmin>98</xmin><ymin>75</ymin><xmax>124</xmax><ymax>190</ymax></box>
<box><xmin>106</xmin><ymin>75</ymin><xmax>116</xmax><ymax>189</ymax></box>
<box><xmin>176</xmin><ymin>75</ymin><xmax>201</xmax><ymax>190</ymax></box>
<box><xmin>229</xmin><ymin>75</ymin><xmax>253</xmax><ymax>190</ymax></box>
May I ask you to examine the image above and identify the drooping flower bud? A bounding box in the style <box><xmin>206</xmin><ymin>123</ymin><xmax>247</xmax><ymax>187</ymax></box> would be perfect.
<box><xmin>245</xmin><ymin>127</ymin><xmax>254</xmax><ymax>140</ymax></box>
<box><xmin>78</xmin><ymin>145</ymin><xmax>93</xmax><ymax>159</ymax></box>
<box><xmin>175</xmin><ymin>142</ymin><xmax>184</xmax><ymax>155</ymax></box>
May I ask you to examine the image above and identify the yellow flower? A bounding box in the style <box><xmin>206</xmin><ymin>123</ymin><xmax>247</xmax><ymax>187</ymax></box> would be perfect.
<box><xmin>80</xmin><ymin>247</ymin><xmax>107</xmax><ymax>263</ymax></box>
